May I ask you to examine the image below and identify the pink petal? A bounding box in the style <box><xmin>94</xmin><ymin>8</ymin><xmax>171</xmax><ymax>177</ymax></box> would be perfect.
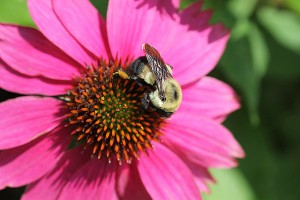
<box><xmin>172</xmin><ymin>22</ymin><xmax>229</xmax><ymax>86</ymax></box>
<box><xmin>164</xmin><ymin>113</ymin><xmax>245</xmax><ymax>168</ymax></box>
<box><xmin>22</xmin><ymin>147</ymin><xmax>91</xmax><ymax>200</ymax></box>
<box><xmin>116</xmin><ymin>164</ymin><xmax>151</xmax><ymax>200</ymax></box>
<box><xmin>107</xmin><ymin>1</ymin><xmax>229</xmax><ymax>85</ymax></box>
<box><xmin>28</xmin><ymin>0</ymin><xmax>96</xmax><ymax>65</ymax></box>
<box><xmin>146</xmin><ymin>3</ymin><xmax>229</xmax><ymax>85</ymax></box>
<box><xmin>0</xmin><ymin>23</ymin><xmax>81</xmax><ymax>80</ymax></box>
<box><xmin>0</xmin><ymin>60</ymin><xmax>72</xmax><ymax>96</ymax></box>
<box><xmin>0</xmin><ymin>96</ymin><xmax>65</xmax><ymax>149</ymax></box>
<box><xmin>137</xmin><ymin>143</ymin><xmax>201</xmax><ymax>200</ymax></box>
<box><xmin>131</xmin><ymin>0</ymin><xmax>180</xmax><ymax>18</ymax></box>
<box><xmin>52</xmin><ymin>0</ymin><xmax>110</xmax><ymax>59</ymax></box>
<box><xmin>58</xmin><ymin>159</ymin><xmax>118</xmax><ymax>200</ymax></box>
<box><xmin>107</xmin><ymin>0</ymin><xmax>154</xmax><ymax>60</ymax></box>
<box><xmin>184</xmin><ymin>161</ymin><xmax>215</xmax><ymax>193</ymax></box>
<box><xmin>0</xmin><ymin>127</ymin><xmax>71</xmax><ymax>189</ymax></box>
<box><xmin>180</xmin><ymin>76</ymin><xmax>240</xmax><ymax>122</ymax></box>
<box><xmin>107</xmin><ymin>0</ymin><xmax>178</xmax><ymax>60</ymax></box>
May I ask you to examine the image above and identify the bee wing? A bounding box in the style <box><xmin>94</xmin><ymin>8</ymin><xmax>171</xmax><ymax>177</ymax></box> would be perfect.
<box><xmin>142</xmin><ymin>43</ymin><xmax>172</xmax><ymax>100</ymax></box>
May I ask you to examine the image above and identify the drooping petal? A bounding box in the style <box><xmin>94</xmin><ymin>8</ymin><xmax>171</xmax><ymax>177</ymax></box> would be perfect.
<box><xmin>57</xmin><ymin>159</ymin><xmax>118</xmax><ymax>200</ymax></box>
<box><xmin>164</xmin><ymin>113</ymin><xmax>245</xmax><ymax>168</ymax></box>
<box><xmin>22</xmin><ymin>147</ymin><xmax>91</xmax><ymax>200</ymax></box>
<box><xmin>52</xmin><ymin>0</ymin><xmax>110</xmax><ymax>59</ymax></box>
<box><xmin>0</xmin><ymin>60</ymin><xmax>72</xmax><ymax>96</ymax></box>
<box><xmin>184</xmin><ymin>160</ymin><xmax>215</xmax><ymax>193</ymax></box>
<box><xmin>27</xmin><ymin>0</ymin><xmax>96</xmax><ymax>65</ymax></box>
<box><xmin>137</xmin><ymin>143</ymin><xmax>201</xmax><ymax>200</ymax></box>
<box><xmin>0</xmin><ymin>127</ymin><xmax>71</xmax><ymax>189</ymax></box>
<box><xmin>116</xmin><ymin>164</ymin><xmax>151</xmax><ymax>200</ymax></box>
<box><xmin>180</xmin><ymin>76</ymin><xmax>240</xmax><ymax>122</ymax></box>
<box><xmin>0</xmin><ymin>96</ymin><xmax>65</xmax><ymax>149</ymax></box>
<box><xmin>0</xmin><ymin>23</ymin><xmax>81</xmax><ymax>80</ymax></box>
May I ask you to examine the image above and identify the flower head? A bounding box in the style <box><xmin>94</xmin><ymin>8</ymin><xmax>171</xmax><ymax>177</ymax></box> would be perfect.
<box><xmin>0</xmin><ymin>0</ymin><xmax>244</xmax><ymax>199</ymax></box>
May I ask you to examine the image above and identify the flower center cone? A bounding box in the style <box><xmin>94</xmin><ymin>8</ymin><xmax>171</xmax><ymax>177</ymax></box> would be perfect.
<box><xmin>65</xmin><ymin>59</ymin><xmax>165</xmax><ymax>164</ymax></box>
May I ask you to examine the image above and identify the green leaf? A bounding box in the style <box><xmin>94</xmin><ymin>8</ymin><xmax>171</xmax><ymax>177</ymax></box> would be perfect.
<box><xmin>227</xmin><ymin>0</ymin><xmax>258</xmax><ymax>19</ymax></box>
<box><xmin>257</xmin><ymin>6</ymin><xmax>300</xmax><ymax>54</ymax></box>
<box><xmin>180</xmin><ymin>0</ymin><xmax>197</xmax><ymax>9</ymax></box>
<box><xmin>263</xmin><ymin>30</ymin><xmax>300</xmax><ymax>81</ymax></box>
<box><xmin>0</xmin><ymin>0</ymin><xmax>34</xmax><ymax>27</ymax></box>
<box><xmin>202</xmin><ymin>0</ymin><xmax>235</xmax><ymax>28</ymax></box>
<box><xmin>271</xmin><ymin>149</ymin><xmax>300</xmax><ymax>200</ymax></box>
<box><xmin>283</xmin><ymin>0</ymin><xmax>300</xmax><ymax>15</ymax></box>
<box><xmin>220</xmin><ymin>23</ymin><xmax>269</xmax><ymax>125</ymax></box>
<box><xmin>248</xmin><ymin>24</ymin><xmax>269</xmax><ymax>78</ymax></box>
<box><xmin>230</xmin><ymin>19</ymin><xmax>252</xmax><ymax>41</ymax></box>
<box><xmin>221</xmin><ymin>39</ymin><xmax>260</xmax><ymax>125</ymax></box>
<box><xmin>203</xmin><ymin>168</ymin><xmax>256</xmax><ymax>200</ymax></box>
<box><xmin>203</xmin><ymin>0</ymin><xmax>257</xmax><ymax>28</ymax></box>
<box><xmin>224</xmin><ymin>109</ymin><xmax>279</xmax><ymax>200</ymax></box>
<box><xmin>90</xmin><ymin>0</ymin><xmax>109</xmax><ymax>18</ymax></box>
<box><xmin>220</xmin><ymin>38</ymin><xmax>258</xmax><ymax>125</ymax></box>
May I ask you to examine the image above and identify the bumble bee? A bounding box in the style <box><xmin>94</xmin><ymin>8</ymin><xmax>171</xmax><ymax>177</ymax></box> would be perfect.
<box><xmin>115</xmin><ymin>43</ymin><xmax>182</xmax><ymax>118</ymax></box>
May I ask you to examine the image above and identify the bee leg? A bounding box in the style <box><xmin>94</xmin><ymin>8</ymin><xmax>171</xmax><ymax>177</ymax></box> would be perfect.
<box><xmin>141</xmin><ymin>93</ymin><xmax>150</xmax><ymax>110</ymax></box>
<box><xmin>128</xmin><ymin>74</ymin><xmax>138</xmax><ymax>81</ymax></box>
<box><xmin>113</xmin><ymin>69</ymin><xmax>130</xmax><ymax>79</ymax></box>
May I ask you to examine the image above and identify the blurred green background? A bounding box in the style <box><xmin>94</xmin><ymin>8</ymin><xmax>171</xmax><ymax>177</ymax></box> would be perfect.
<box><xmin>0</xmin><ymin>0</ymin><xmax>299</xmax><ymax>199</ymax></box>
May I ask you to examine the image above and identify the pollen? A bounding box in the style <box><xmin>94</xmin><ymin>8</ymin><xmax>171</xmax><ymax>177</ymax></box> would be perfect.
<box><xmin>65</xmin><ymin>59</ymin><xmax>165</xmax><ymax>164</ymax></box>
